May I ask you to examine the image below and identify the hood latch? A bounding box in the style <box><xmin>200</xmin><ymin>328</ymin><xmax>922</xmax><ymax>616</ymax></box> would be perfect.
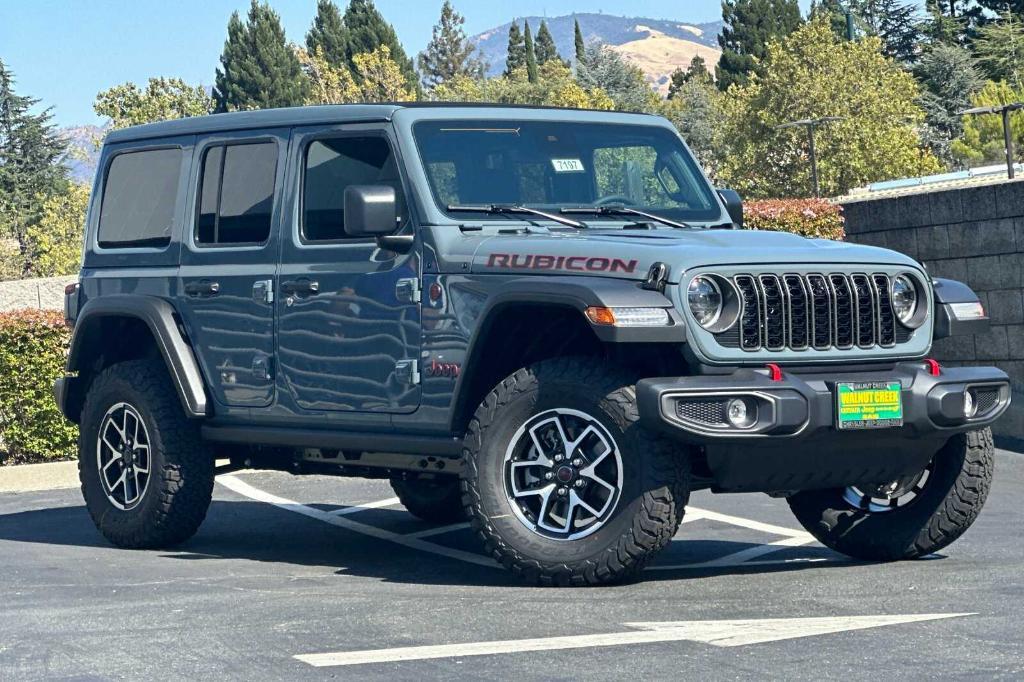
<box><xmin>642</xmin><ymin>262</ymin><xmax>670</xmax><ymax>293</ymax></box>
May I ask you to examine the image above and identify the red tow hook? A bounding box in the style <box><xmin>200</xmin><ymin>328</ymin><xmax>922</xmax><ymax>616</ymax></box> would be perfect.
<box><xmin>766</xmin><ymin>363</ymin><xmax>783</xmax><ymax>381</ymax></box>
<box><xmin>925</xmin><ymin>358</ymin><xmax>942</xmax><ymax>376</ymax></box>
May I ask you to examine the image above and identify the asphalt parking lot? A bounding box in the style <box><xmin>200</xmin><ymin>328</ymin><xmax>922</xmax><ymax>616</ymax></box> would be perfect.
<box><xmin>2</xmin><ymin>452</ymin><xmax>1022</xmax><ymax>681</ymax></box>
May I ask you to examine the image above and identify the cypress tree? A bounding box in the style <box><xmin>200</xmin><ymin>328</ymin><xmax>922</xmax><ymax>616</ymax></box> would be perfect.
<box><xmin>417</xmin><ymin>1</ymin><xmax>484</xmax><ymax>88</ymax></box>
<box><xmin>214</xmin><ymin>1</ymin><xmax>309</xmax><ymax>112</ymax></box>
<box><xmin>535</xmin><ymin>20</ymin><xmax>561</xmax><ymax>65</ymax></box>
<box><xmin>716</xmin><ymin>0</ymin><xmax>803</xmax><ymax>90</ymax></box>
<box><xmin>524</xmin><ymin>20</ymin><xmax>539</xmax><ymax>83</ymax></box>
<box><xmin>0</xmin><ymin>59</ymin><xmax>68</xmax><ymax>275</ymax></box>
<box><xmin>505</xmin><ymin>22</ymin><xmax>527</xmax><ymax>75</ymax></box>
<box><xmin>574</xmin><ymin>18</ymin><xmax>586</xmax><ymax>63</ymax></box>
<box><xmin>306</xmin><ymin>0</ymin><xmax>349</xmax><ymax>68</ymax></box>
<box><xmin>343</xmin><ymin>0</ymin><xmax>418</xmax><ymax>90</ymax></box>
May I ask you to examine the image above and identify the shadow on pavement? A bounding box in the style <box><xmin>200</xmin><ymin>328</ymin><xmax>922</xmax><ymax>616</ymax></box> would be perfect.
<box><xmin>0</xmin><ymin>499</ymin><xmax>861</xmax><ymax>587</ymax></box>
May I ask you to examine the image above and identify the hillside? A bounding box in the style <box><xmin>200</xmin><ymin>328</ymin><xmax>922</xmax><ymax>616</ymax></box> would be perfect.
<box><xmin>471</xmin><ymin>13</ymin><xmax>723</xmax><ymax>95</ymax></box>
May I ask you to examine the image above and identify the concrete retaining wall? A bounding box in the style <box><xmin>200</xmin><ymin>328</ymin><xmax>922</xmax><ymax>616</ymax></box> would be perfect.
<box><xmin>0</xmin><ymin>275</ymin><xmax>77</xmax><ymax>313</ymax></box>
<box><xmin>841</xmin><ymin>178</ymin><xmax>1024</xmax><ymax>449</ymax></box>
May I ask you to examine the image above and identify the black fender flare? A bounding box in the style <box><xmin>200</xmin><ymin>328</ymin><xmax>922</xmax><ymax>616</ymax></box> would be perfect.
<box><xmin>447</xmin><ymin>275</ymin><xmax>685</xmax><ymax>432</ymax></box>
<box><xmin>62</xmin><ymin>295</ymin><xmax>208</xmax><ymax>419</ymax></box>
<box><xmin>932</xmin><ymin>277</ymin><xmax>989</xmax><ymax>339</ymax></box>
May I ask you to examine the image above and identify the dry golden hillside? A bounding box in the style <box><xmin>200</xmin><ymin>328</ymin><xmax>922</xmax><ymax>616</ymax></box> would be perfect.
<box><xmin>609</xmin><ymin>26</ymin><xmax>722</xmax><ymax>95</ymax></box>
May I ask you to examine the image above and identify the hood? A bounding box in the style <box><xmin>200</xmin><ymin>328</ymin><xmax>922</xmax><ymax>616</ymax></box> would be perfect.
<box><xmin>468</xmin><ymin>229</ymin><xmax>918</xmax><ymax>283</ymax></box>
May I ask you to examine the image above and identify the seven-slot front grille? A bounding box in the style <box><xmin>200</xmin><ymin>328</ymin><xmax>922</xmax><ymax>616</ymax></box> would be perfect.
<box><xmin>719</xmin><ymin>272</ymin><xmax>901</xmax><ymax>352</ymax></box>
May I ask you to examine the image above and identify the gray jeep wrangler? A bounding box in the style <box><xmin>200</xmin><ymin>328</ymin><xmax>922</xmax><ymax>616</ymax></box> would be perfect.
<box><xmin>55</xmin><ymin>104</ymin><xmax>1009</xmax><ymax>585</ymax></box>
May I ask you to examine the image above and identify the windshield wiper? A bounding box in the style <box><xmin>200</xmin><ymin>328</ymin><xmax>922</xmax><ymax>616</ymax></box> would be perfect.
<box><xmin>561</xmin><ymin>205</ymin><xmax>691</xmax><ymax>229</ymax></box>
<box><xmin>447</xmin><ymin>204</ymin><xmax>586</xmax><ymax>229</ymax></box>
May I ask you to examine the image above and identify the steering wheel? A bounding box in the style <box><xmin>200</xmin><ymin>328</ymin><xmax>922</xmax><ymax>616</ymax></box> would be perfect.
<box><xmin>594</xmin><ymin>194</ymin><xmax>636</xmax><ymax>207</ymax></box>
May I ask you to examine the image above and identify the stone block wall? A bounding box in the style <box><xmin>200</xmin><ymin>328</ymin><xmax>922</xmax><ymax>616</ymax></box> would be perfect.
<box><xmin>841</xmin><ymin>179</ymin><xmax>1024</xmax><ymax>449</ymax></box>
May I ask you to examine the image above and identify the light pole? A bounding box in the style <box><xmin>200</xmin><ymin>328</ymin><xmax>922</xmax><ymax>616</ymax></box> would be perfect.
<box><xmin>776</xmin><ymin>117</ymin><xmax>845</xmax><ymax>198</ymax></box>
<box><xmin>961</xmin><ymin>103</ymin><xmax>1024</xmax><ymax>179</ymax></box>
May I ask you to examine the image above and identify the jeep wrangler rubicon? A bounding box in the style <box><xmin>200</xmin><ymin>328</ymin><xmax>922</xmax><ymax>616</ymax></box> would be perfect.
<box><xmin>55</xmin><ymin>104</ymin><xmax>1009</xmax><ymax>586</ymax></box>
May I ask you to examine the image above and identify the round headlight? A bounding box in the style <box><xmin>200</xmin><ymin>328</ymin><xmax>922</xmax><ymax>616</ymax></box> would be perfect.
<box><xmin>891</xmin><ymin>275</ymin><xmax>918</xmax><ymax>326</ymax></box>
<box><xmin>688</xmin><ymin>276</ymin><xmax>723</xmax><ymax>328</ymax></box>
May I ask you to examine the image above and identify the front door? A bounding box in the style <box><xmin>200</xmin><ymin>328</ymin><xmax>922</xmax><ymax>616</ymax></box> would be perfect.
<box><xmin>177</xmin><ymin>131</ymin><xmax>286</xmax><ymax>408</ymax></box>
<box><xmin>276</xmin><ymin>124</ymin><xmax>421</xmax><ymax>413</ymax></box>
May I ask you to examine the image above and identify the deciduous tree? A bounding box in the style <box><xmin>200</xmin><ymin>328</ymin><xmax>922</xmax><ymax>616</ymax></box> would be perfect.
<box><xmin>295</xmin><ymin>46</ymin><xmax>360</xmax><ymax>104</ymax></box>
<box><xmin>952</xmin><ymin>80</ymin><xmax>1024</xmax><ymax>166</ymax></box>
<box><xmin>24</xmin><ymin>183</ymin><xmax>89</xmax><ymax>277</ymax></box>
<box><xmin>353</xmin><ymin>45</ymin><xmax>417</xmax><ymax>102</ymax></box>
<box><xmin>95</xmin><ymin>78</ymin><xmax>213</xmax><ymax>129</ymax></box>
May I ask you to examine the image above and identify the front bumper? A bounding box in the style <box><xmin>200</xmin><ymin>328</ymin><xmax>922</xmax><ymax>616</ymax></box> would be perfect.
<box><xmin>637</xmin><ymin>362</ymin><xmax>1010</xmax><ymax>492</ymax></box>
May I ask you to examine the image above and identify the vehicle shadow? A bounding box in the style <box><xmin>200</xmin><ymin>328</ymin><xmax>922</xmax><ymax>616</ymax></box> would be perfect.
<box><xmin>0</xmin><ymin>499</ymin><xmax>880</xmax><ymax>588</ymax></box>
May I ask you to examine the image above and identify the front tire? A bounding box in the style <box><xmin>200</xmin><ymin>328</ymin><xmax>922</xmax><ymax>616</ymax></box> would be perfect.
<box><xmin>788</xmin><ymin>428</ymin><xmax>995</xmax><ymax>561</ymax></box>
<box><xmin>390</xmin><ymin>474</ymin><xmax>465</xmax><ymax>523</ymax></box>
<box><xmin>462</xmin><ymin>357</ymin><xmax>690</xmax><ymax>586</ymax></box>
<box><xmin>79</xmin><ymin>359</ymin><xmax>215</xmax><ymax>549</ymax></box>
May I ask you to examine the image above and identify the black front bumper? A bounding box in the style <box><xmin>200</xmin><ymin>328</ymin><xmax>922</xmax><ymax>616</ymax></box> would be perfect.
<box><xmin>637</xmin><ymin>362</ymin><xmax>1010</xmax><ymax>493</ymax></box>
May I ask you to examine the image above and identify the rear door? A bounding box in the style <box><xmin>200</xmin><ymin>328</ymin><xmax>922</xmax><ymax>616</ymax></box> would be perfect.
<box><xmin>275</xmin><ymin>123</ymin><xmax>421</xmax><ymax>413</ymax></box>
<box><xmin>176</xmin><ymin>130</ymin><xmax>287</xmax><ymax>409</ymax></box>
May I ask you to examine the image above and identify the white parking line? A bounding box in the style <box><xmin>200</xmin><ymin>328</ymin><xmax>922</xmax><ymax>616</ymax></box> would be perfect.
<box><xmin>295</xmin><ymin>614</ymin><xmax>972</xmax><ymax>667</ymax></box>
<box><xmin>330</xmin><ymin>497</ymin><xmax>401</xmax><ymax>516</ymax></box>
<box><xmin>216</xmin><ymin>475</ymin><xmax>820</xmax><ymax>571</ymax></box>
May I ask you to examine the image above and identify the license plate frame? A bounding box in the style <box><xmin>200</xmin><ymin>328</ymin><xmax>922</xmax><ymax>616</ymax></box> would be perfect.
<box><xmin>835</xmin><ymin>381</ymin><xmax>903</xmax><ymax>430</ymax></box>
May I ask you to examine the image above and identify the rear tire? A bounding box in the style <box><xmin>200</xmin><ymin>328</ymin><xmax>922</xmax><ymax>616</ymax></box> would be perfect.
<box><xmin>788</xmin><ymin>428</ymin><xmax>994</xmax><ymax>561</ymax></box>
<box><xmin>462</xmin><ymin>357</ymin><xmax>690</xmax><ymax>586</ymax></box>
<box><xmin>390</xmin><ymin>475</ymin><xmax>465</xmax><ymax>523</ymax></box>
<box><xmin>79</xmin><ymin>359</ymin><xmax>215</xmax><ymax>549</ymax></box>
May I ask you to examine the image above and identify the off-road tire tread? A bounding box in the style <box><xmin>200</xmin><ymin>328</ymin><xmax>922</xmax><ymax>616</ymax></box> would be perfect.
<box><xmin>79</xmin><ymin>359</ymin><xmax>214</xmax><ymax>549</ymax></box>
<box><xmin>390</xmin><ymin>476</ymin><xmax>466</xmax><ymax>523</ymax></box>
<box><xmin>461</xmin><ymin>357</ymin><xmax>689</xmax><ymax>586</ymax></box>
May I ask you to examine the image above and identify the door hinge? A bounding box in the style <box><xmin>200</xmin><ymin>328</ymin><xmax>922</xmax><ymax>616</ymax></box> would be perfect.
<box><xmin>395</xmin><ymin>277</ymin><xmax>421</xmax><ymax>304</ymax></box>
<box><xmin>395</xmin><ymin>359</ymin><xmax>420</xmax><ymax>386</ymax></box>
<box><xmin>253</xmin><ymin>279</ymin><xmax>274</xmax><ymax>304</ymax></box>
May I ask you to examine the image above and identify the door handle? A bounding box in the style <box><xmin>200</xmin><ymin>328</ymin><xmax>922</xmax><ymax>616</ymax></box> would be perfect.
<box><xmin>184</xmin><ymin>280</ymin><xmax>220</xmax><ymax>297</ymax></box>
<box><xmin>281</xmin><ymin>279</ymin><xmax>320</xmax><ymax>296</ymax></box>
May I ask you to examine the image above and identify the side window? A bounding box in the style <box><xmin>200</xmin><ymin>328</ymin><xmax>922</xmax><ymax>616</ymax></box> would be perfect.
<box><xmin>195</xmin><ymin>141</ymin><xmax>277</xmax><ymax>246</ymax></box>
<box><xmin>303</xmin><ymin>136</ymin><xmax>405</xmax><ymax>242</ymax></box>
<box><xmin>97</xmin><ymin>148</ymin><xmax>182</xmax><ymax>249</ymax></box>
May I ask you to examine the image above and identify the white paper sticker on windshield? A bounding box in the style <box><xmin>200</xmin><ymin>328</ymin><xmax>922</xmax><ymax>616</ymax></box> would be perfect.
<box><xmin>551</xmin><ymin>158</ymin><xmax>585</xmax><ymax>173</ymax></box>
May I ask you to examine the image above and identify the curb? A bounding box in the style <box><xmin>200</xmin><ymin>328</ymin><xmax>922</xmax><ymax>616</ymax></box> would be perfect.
<box><xmin>0</xmin><ymin>460</ymin><xmax>79</xmax><ymax>493</ymax></box>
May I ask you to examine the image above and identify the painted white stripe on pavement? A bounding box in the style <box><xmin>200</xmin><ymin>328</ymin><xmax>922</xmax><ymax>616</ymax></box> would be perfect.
<box><xmin>215</xmin><ymin>475</ymin><xmax>498</xmax><ymax>568</ymax></box>
<box><xmin>686</xmin><ymin>506</ymin><xmax>811</xmax><ymax>539</ymax></box>
<box><xmin>651</xmin><ymin>534</ymin><xmax>816</xmax><ymax>571</ymax></box>
<box><xmin>295</xmin><ymin>614</ymin><xmax>972</xmax><ymax>667</ymax></box>
<box><xmin>330</xmin><ymin>497</ymin><xmax>401</xmax><ymax>516</ymax></box>
<box><xmin>403</xmin><ymin>522</ymin><xmax>471</xmax><ymax>539</ymax></box>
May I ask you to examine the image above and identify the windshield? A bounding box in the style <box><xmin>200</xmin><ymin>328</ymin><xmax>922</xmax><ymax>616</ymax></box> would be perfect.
<box><xmin>413</xmin><ymin>119</ymin><xmax>723</xmax><ymax>224</ymax></box>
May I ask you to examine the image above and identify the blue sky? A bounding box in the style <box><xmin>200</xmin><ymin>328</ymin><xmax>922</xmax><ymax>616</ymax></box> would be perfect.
<box><xmin>1</xmin><ymin>0</ymin><xmax>813</xmax><ymax>127</ymax></box>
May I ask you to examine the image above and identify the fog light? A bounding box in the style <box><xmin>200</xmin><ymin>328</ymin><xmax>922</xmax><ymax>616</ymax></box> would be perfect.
<box><xmin>726</xmin><ymin>398</ymin><xmax>756</xmax><ymax>428</ymax></box>
<box><xmin>964</xmin><ymin>390</ymin><xmax>977</xmax><ymax>418</ymax></box>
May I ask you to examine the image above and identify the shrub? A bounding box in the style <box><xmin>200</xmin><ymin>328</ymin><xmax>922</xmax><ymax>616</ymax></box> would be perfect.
<box><xmin>744</xmin><ymin>198</ymin><xmax>845</xmax><ymax>241</ymax></box>
<box><xmin>0</xmin><ymin>309</ymin><xmax>77</xmax><ymax>464</ymax></box>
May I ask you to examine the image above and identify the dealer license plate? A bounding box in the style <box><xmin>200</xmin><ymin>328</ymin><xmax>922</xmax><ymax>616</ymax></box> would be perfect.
<box><xmin>835</xmin><ymin>381</ymin><xmax>903</xmax><ymax>430</ymax></box>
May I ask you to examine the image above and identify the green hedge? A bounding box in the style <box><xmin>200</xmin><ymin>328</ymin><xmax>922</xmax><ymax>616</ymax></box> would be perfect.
<box><xmin>744</xmin><ymin>199</ymin><xmax>845</xmax><ymax>241</ymax></box>
<box><xmin>0</xmin><ymin>309</ymin><xmax>77</xmax><ymax>464</ymax></box>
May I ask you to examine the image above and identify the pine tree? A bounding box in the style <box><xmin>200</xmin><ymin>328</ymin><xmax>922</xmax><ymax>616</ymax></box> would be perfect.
<box><xmin>717</xmin><ymin>0</ymin><xmax>803</xmax><ymax>90</ymax></box>
<box><xmin>214</xmin><ymin>1</ymin><xmax>309</xmax><ymax>112</ymax></box>
<box><xmin>577</xmin><ymin>43</ymin><xmax>657</xmax><ymax>112</ymax></box>
<box><xmin>849</xmin><ymin>0</ymin><xmax>921</xmax><ymax>63</ymax></box>
<box><xmin>668</xmin><ymin>55</ymin><xmax>713</xmax><ymax>98</ymax></box>
<box><xmin>417</xmin><ymin>1</ymin><xmax>484</xmax><ymax>89</ymax></box>
<box><xmin>914</xmin><ymin>43</ymin><xmax>983</xmax><ymax>164</ymax></box>
<box><xmin>574</xmin><ymin>18</ymin><xmax>586</xmax><ymax>63</ymax></box>
<box><xmin>0</xmin><ymin>59</ymin><xmax>69</xmax><ymax>277</ymax></box>
<box><xmin>973</xmin><ymin>14</ymin><xmax>1024</xmax><ymax>88</ymax></box>
<box><xmin>343</xmin><ymin>0</ymin><xmax>418</xmax><ymax>90</ymax></box>
<box><xmin>534</xmin><ymin>20</ymin><xmax>561</xmax><ymax>65</ymax></box>
<box><xmin>505</xmin><ymin>22</ymin><xmax>526</xmax><ymax>76</ymax></box>
<box><xmin>524</xmin><ymin>20</ymin><xmax>539</xmax><ymax>83</ymax></box>
<box><xmin>306</xmin><ymin>0</ymin><xmax>349</xmax><ymax>68</ymax></box>
<box><xmin>810</xmin><ymin>0</ymin><xmax>851</xmax><ymax>39</ymax></box>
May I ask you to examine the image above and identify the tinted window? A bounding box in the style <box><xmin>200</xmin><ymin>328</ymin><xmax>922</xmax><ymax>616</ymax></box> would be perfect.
<box><xmin>97</xmin><ymin>148</ymin><xmax>182</xmax><ymax>248</ymax></box>
<box><xmin>196</xmin><ymin>142</ymin><xmax>277</xmax><ymax>246</ymax></box>
<box><xmin>303</xmin><ymin>137</ymin><xmax>405</xmax><ymax>242</ymax></box>
<box><xmin>413</xmin><ymin>120</ymin><xmax>721</xmax><ymax>223</ymax></box>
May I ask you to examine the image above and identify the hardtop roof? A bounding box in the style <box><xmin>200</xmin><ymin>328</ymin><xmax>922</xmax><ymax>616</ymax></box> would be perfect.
<box><xmin>102</xmin><ymin>102</ymin><xmax>659</xmax><ymax>144</ymax></box>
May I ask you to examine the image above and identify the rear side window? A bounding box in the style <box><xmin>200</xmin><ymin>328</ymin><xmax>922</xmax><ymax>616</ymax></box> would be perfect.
<box><xmin>97</xmin><ymin>148</ymin><xmax>182</xmax><ymax>248</ymax></box>
<box><xmin>303</xmin><ymin>136</ymin><xmax>404</xmax><ymax>242</ymax></box>
<box><xmin>196</xmin><ymin>142</ymin><xmax>277</xmax><ymax>246</ymax></box>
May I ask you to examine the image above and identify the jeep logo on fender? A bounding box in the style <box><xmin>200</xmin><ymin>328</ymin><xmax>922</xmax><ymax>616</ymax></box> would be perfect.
<box><xmin>486</xmin><ymin>253</ymin><xmax>638</xmax><ymax>274</ymax></box>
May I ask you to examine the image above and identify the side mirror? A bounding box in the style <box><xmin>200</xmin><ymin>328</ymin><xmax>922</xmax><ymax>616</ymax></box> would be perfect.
<box><xmin>344</xmin><ymin>185</ymin><xmax>398</xmax><ymax>237</ymax></box>
<box><xmin>717</xmin><ymin>188</ymin><xmax>744</xmax><ymax>229</ymax></box>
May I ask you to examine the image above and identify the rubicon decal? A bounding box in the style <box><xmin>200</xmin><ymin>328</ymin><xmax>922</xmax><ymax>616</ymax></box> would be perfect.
<box><xmin>486</xmin><ymin>253</ymin><xmax>638</xmax><ymax>273</ymax></box>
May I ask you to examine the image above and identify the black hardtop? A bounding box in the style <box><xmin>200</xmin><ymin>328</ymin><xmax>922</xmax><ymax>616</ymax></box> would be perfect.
<box><xmin>103</xmin><ymin>102</ymin><xmax>659</xmax><ymax>144</ymax></box>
